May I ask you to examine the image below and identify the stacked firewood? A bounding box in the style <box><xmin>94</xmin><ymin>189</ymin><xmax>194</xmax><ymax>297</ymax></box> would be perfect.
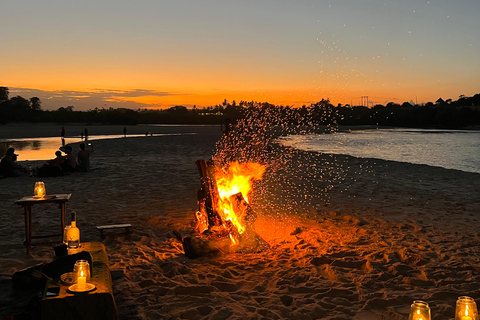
<box><xmin>174</xmin><ymin>159</ymin><xmax>268</xmax><ymax>259</ymax></box>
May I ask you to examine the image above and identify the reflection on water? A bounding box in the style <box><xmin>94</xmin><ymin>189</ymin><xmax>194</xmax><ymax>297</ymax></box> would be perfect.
<box><xmin>278</xmin><ymin>128</ymin><xmax>480</xmax><ymax>174</ymax></box>
<box><xmin>0</xmin><ymin>134</ymin><xmax>165</xmax><ymax>161</ymax></box>
<box><xmin>0</xmin><ymin>139</ymin><xmax>56</xmax><ymax>161</ymax></box>
<box><xmin>0</xmin><ymin>140</ymin><xmax>41</xmax><ymax>154</ymax></box>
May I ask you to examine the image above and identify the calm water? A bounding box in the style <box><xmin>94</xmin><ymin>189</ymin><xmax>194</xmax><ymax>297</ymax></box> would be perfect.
<box><xmin>277</xmin><ymin>128</ymin><xmax>480</xmax><ymax>174</ymax></box>
<box><xmin>0</xmin><ymin>124</ymin><xmax>221</xmax><ymax>162</ymax></box>
<box><xmin>0</xmin><ymin>133</ymin><xmax>186</xmax><ymax>162</ymax></box>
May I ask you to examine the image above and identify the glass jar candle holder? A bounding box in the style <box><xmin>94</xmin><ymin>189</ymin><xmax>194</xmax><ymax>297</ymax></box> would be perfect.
<box><xmin>34</xmin><ymin>181</ymin><xmax>46</xmax><ymax>198</ymax></box>
<box><xmin>456</xmin><ymin>296</ymin><xmax>478</xmax><ymax>320</ymax></box>
<box><xmin>408</xmin><ymin>300</ymin><xmax>431</xmax><ymax>320</ymax></box>
<box><xmin>73</xmin><ymin>260</ymin><xmax>91</xmax><ymax>283</ymax></box>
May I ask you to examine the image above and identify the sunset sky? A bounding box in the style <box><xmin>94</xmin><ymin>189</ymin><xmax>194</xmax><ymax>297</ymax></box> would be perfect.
<box><xmin>1</xmin><ymin>0</ymin><xmax>479</xmax><ymax>111</ymax></box>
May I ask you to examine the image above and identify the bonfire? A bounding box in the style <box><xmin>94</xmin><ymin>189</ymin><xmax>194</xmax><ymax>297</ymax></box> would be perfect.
<box><xmin>175</xmin><ymin>159</ymin><xmax>269</xmax><ymax>258</ymax></box>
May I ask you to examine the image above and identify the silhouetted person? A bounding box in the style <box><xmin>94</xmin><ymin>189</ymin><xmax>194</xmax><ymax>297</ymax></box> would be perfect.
<box><xmin>0</xmin><ymin>148</ymin><xmax>24</xmax><ymax>177</ymax></box>
<box><xmin>61</xmin><ymin>145</ymin><xmax>76</xmax><ymax>173</ymax></box>
<box><xmin>49</xmin><ymin>151</ymin><xmax>65</xmax><ymax>167</ymax></box>
<box><xmin>38</xmin><ymin>151</ymin><xmax>65</xmax><ymax>177</ymax></box>
<box><xmin>77</xmin><ymin>143</ymin><xmax>94</xmax><ymax>172</ymax></box>
<box><xmin>61</xmin><ymin>127</ymin><xmax>66</xmax><ymax>146</ymax></box>
<box><xmin>123</xmin><ymin>127</ymin><xmax>127</xmax><ymax>137</ymax></box>
<box><xmin>84</xmin><ymin>128</ymin><xmax>89</xmax><ymax>140</ymax></box>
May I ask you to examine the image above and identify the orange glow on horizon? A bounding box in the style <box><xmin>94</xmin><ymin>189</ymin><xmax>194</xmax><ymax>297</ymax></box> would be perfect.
<box><xmin>5</xmin><ymin>75</ymin><xmax>476</xmax><ymax>110</ymax></box>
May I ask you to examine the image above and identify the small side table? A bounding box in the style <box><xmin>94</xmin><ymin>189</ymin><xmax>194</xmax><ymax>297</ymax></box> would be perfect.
<box><xmin>15</xmin><ymin>194</ymin><xmax>72</xmax><ymax>251</ymax></box>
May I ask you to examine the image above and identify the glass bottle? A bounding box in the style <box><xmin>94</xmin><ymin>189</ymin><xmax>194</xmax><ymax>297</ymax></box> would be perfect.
<box><xmin>408</xmin><ymin>300</ymin><xmax>431</xmax><ymax>320</ymax></box>
<box><xmin>66</xmin><ymin>211</ymin><xmax>80</xmax><ymax>249</ymax></box>
<box><xmin>63</xmin><ymin>224</ymin><xmax>71</xmax><ymax>245</ymax></box>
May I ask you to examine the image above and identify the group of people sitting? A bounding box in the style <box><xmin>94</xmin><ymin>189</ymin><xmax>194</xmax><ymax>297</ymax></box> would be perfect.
<box><xmin>38</xmin><ymin>143</ymin><xmax>94</xmax><ymax>177</ymax></box>
<box><xmin>1</xmin><ymin>142</ymin><xmax>95</xmax><ymax>178</ymax></box>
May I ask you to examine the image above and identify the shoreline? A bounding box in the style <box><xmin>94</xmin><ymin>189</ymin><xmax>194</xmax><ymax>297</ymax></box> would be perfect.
<box><xmin>2</xmin><ymin>122</ymin><xmax>479</xmax><ymax>140</ymax></box>
<box><xmin>3</xmin><ymin>123</ymin><xmax>479</xmax><ymax>175</ymax></box>
<box><xmin>0</xmin><ymin>123</ymin><xmax>222</xmax><ymax>140</ymax></box>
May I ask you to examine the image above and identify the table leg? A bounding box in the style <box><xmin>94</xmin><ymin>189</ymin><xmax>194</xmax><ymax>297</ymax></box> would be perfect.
<box><xmin>60</xmin><ymin>202</ymin><xmax>66</xmax><ymax>241</ymax></box>
<box><xmin>24</xmin><ymin>205</ymin><xmax>32</xmax><ymax>251</ymax></box>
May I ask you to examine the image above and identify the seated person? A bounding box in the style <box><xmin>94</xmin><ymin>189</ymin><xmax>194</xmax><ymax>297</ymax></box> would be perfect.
<box><xmin>0</xmin><ymin>147</ymin><xmax>24</xmax><ymax>177</ymax></box>
<box><xmin>77</xmin><ymin>142</ymin><xmax>94</xmax><ymax>172</ymax></box>
<box><xmin>38</xmin><ymin>151</ymin><xmax>65</xmax><ymax>177</ymax></box>
<box><xmin>49</xmin><ymin>151</ymin><xmax>66</xmax><ymax>167</ymax></box>
<box><xmin>61</xmin><ymin>145</ymin><xmax>77</xmax><ymax>173</ymax></box>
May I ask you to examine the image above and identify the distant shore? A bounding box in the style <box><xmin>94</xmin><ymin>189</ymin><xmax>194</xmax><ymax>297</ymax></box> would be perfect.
<box><xmin>2</xmin><ymin>122</ymin><xmax>479</xmax><ymax>141</ymax></box>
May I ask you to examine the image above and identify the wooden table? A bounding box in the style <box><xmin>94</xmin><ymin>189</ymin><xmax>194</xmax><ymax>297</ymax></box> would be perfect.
<box><xmin>41</xmin><ymin>242</ymin><xmax>118</xmax><ymax>320</ymax></box>
<box><xmin>15</xmin><ymin>193</ymin><xmax>72</xmax><ymax>250</ymax></box>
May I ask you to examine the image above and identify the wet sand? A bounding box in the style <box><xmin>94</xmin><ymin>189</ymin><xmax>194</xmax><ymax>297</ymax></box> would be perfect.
<box><xmin>1</xmin><ymin>124</ymin><xmax>480</xmax><ymax>319</ymax></box>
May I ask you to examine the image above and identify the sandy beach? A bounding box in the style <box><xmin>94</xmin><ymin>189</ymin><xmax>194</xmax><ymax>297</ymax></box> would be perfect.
<box><xmin>1</xmin><ymin>124</ymin><xmax>480</xmax><ymax>320</ymax></box>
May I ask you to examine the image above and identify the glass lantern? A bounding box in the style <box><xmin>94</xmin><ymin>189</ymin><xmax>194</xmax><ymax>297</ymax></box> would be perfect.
<box><xmin>73</xmin><ymin>260</ymin><xmax>91</xmax><ymax>283</ymax></box>
<box><xmin>34</xmin><ymin>181</ymin><xmax>46</xmax><ymax>198</ymax></box>
<box><xmin>456</xmin><ymin>296</ymin><xmax>478</xmax><ymax>320</ymax></box>
<box><xmin>408</xmin><ymin>300</ymin><xmax>431</xmax><ymax>320</ymax></box>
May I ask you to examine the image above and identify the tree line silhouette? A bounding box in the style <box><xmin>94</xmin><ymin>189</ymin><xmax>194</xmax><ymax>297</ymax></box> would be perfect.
<box><xmin>1</xmin><ymin>87</ymin><xmax>479</xmax><ymax>129</ymax></box>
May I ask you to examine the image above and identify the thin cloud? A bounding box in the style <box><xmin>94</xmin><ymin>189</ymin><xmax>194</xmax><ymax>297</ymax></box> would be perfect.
<box><xmin>69</xmin><ymin>95</ymin><xmax>91</xmax><ymax>99</ymax></box>
<box><xmin>8</xmin><ymin>87</ymin><xmax>183</xmax><ymax>110</ymax></box>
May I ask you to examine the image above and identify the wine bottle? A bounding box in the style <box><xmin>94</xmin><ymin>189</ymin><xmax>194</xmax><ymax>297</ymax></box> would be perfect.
<box><xmin>67</xmin><ymin>211</ymin><xmax>80</xmax><ymax>249</ymax></box>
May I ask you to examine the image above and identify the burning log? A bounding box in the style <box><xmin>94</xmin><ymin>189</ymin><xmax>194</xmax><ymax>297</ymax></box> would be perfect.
<box><xmin>195</xmin><ymin>159</ymin><xmax>223</xmax><ymax>228</ymax></box>
<box><xmin>176</xmin><ymin>160</ymin><xmax>269</xmax><ymax>259</ymax></box>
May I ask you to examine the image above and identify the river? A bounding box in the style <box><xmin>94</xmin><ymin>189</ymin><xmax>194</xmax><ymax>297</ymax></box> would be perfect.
<box><xmin>277</xmin><ymin>128</ymin><xmax>480</xmax><ymax>174</ymax></box>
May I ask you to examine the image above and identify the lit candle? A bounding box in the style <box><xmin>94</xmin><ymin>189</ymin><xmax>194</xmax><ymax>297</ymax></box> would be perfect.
<box><xmin>77</xmin><ymin>270</ymin><xmax>86</xmax><ymax>291</ymax></box>
<box><xmin>34</xmin><ymin>182</ymin><xmax>46</xmax><ymax>198</ymax></box>
<box><xmin>408</xmin><ymin>300</ymin><xmax>431</xmax><ymax>320</ymax></box>
<box><xmin>411</xmin><ymin>310</ymin><xmax>426</xmax><ymax>320</ymax></box>
<box><xmin>456</xmin><ymin>296</ymin><xmax>478</xmax><ymax>320</ymax></box>
<box><xmin>461</xmin><ymin>310</ymin><xmax>473</xmax><ymax>320</ymax></box>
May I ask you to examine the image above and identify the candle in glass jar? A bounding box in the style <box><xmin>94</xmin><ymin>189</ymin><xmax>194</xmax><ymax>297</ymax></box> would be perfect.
<box><xmin>408</xmin><ymin>300</ymin><xmax>431</xmax><ymax>320</ymax></box>
<box><xmin>34</xmin><ymin>182</ymin><xmax>46</xmax><ymax>198</ymax></box>
<box><xmin>456</xmin><ymin>296</ymin><xmax>478</xmax><ymax>320</ymax></box>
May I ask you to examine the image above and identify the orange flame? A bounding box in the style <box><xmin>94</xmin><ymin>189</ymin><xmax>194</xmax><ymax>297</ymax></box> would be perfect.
<box><xmin>215</xmin><ymin>162</ymin><xmax>265</xmax><ymax>236</ymax></box>
<box><xmin>229</xmin><ymin>233</ymin><xmax>238</xmax><ymax>245</ymax></box>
